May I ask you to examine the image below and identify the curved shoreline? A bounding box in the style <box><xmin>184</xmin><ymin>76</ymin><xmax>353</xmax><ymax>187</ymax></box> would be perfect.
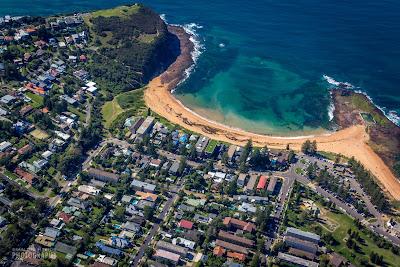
<box><xmin>145</xmin><ymin>25</ymin><xmax>400</xmax><ymax>200</ymax></box>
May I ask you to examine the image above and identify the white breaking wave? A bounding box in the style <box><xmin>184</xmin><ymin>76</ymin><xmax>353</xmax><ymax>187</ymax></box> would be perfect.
<box><xmin>323</xmin><ymin>74</ymin><xmax>354</xmax><ymax>89</ymax></box>
<box><xmin>323</xmin><ymin>75</ymin><xmax>400</xmax><ymax>126</ymax></box>
<box><xmin>172</xmin><ymin>22</ymin><xmax>205</xmax><ymax>91</ymax></box>
<box><xmin>159</xmin><ymin>14</ymin><xmax>167</xmax><ymax>23</ymax></box>
<box><xmin>327</xmin><ymin>91</ymin><xmax>335</xmax><ymax>121</ymax></box>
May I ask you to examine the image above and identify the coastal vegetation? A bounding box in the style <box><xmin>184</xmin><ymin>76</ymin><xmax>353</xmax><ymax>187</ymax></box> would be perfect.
<box><xmin>84</xmin><ymin>4</ymin><xmax>179</xmax><ymax>96</ymax></box>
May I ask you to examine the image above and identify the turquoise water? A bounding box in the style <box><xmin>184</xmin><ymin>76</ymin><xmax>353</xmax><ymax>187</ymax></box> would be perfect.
<box><xmin>1</xmin><ymin>0</ymin><xmax>400</xmax><ymax>135</ymax></box>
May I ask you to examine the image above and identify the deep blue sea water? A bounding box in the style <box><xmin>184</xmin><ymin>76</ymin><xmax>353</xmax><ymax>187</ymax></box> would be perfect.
<box><xmin>1</xmin><ymin>0</ymin><xmax>399</xmax><ymax>135</ymax></box>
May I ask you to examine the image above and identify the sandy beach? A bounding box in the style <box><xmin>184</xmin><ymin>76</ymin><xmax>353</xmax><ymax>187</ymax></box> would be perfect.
<box><xmin>145</xmin><ymin>26</ymin><xmax>400</xmax><ymax>200</ymax></box>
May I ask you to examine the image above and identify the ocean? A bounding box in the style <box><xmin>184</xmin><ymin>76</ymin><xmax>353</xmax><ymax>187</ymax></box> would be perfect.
<box><xmin>1</xmin><ymin>0</ymin><xmax>400</xmax><ymax>135</ymax></box>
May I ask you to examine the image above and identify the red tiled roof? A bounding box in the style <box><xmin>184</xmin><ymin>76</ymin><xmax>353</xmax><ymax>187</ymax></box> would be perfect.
<box><xmin>223</xmin><ymin>217</ymin><xmax>256</xmax><ymax>232</ymax></box>
<box><xmin>18</xmin><ymin>144</ymin><xmax>32</xmax><ymax>155</ymax></box>
<box><xmin>58</xmin><ymin>212</ymin><xmax>73</xmax><ymax>223</ymax></box>
<box><xmin>15</xmin><ymin>168</ymin><xmax>34</xmax><ymax>184</ymax></box>
<box><xmin>179</xmin><ymin>219</ymin><xmax>194</xmax><ymax>230</ymax></box>
<box><xmin>257</xmin><ymin>175</ymin><xmax>268</xmax><ymax>189</ymax></box>
<box><xmin>227</xmin><ymin>251</ymin><xmax>246</xmax><ymax>261</ymax></box>
<box><xmin>213</xmin><ymin>246</ymin><xmax>226</xmax><ymax>257</ymax></box>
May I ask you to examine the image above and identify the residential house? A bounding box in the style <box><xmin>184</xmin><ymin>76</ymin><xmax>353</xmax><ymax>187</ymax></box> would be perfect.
<box><xmin>154</xmin><ymin>249</ymin><xmax>180</xmax><ymax>266</ymax></box>
<box><xmin>256</xmin><ymin>175</ymin><xmax>268</xmax><ymax>190</ymax></box>
<box><xmin>223</xmin><ymin>217</ymin><xmax>256</xmax><ymax>233</ymax></box>
<box><xmin>130</xmin><ymin>179</ymin><xmax>156</xmax><ymax>193</ymax></box>
<box><xmin>87</xmin><ymin>168</ymin><xmax>119</xmax><ymax>184</ymax></box>
<box><xmin>277</xmin><ymin>252</ymin><xmax>319</xmax><ymax>267</ymax></box>
<box><xmin>156</xmin><ymin>241</ymin><xmax>188</xmax><ymax>257</ymax></box>
<box><xmin>245</xmin><ymin>174</ymin><xmax>258</xmax><ymax>194</ymax></box>
<box><xmin>285</xmin><ymin>227</ymin><xmax>320</xmax><ymax>244</ymax></box>
<box><xmin>267</xmin><ymin>176</ymin><xmax>278</xmax><ymax>193</ymax></box>
<box><xmin>237</xmin><ymin>173</ymin><xmax>247</xmax><ymax>187</ymax></box>
<box><xmin>136</xmin><ymin>116</ymin><xmax>155</xmax><ymax>136</ymax></box>
<box><xmin>218</xmin><ymin>231</ymin><xmax>254</xmax><ymax>248</ymax></box>
<box><xmin>215</xmin><ymin>240</ymin><xmax>248</xmax><ymax>255</ymax></box>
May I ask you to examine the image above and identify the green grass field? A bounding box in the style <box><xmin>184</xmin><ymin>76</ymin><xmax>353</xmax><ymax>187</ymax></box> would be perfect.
<box><xmin>116</xmin><ymin>89</ymin><xmax>145</xmax><ymax>109</ymax></box>
<box><xmin>102</xmin><ymin>98</ymin><xmax>124</xmax><ymax>128</ymax></box>
<box><xmin>30</xmin><ymin>128</ymin><xmax>50</xmax><ymax>140</ymax></box>
<box><xmin>102</xmin><ymin>89</ymin><xmax>146</xmax><ymax>129</ymax></box>
<box><xmin>205</xmin><ymin>139</ymin><xmax>218</xmax><ymax>154</ymax></box>
<box><xmin>89</xmin><ymin>4</ymin><xmax>140</xmax><ymax>19</ymax></box>
<box><xmin>26</xmin><ymin>92</ymin><xmax>44</xmax><ymax>108</ymax></box>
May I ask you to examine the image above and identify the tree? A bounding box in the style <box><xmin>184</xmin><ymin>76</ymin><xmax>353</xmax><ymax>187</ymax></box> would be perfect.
<box><xmin>178</xmin><ymin>156</ymin><xmax>187</xmax><ymax>175</ymax></box>
<box><xmin>221</xmin><ymin>152</ymin><xmax>229</xmax><ymax>165</ymax></box>
<box><xmin>301</xmin><ymin>140</ymin><xmax>317</xmax><ymax>155</ymax></box>
<box><xmin>250</xmin><ymin>253</ymin><xmax>260</xmax><ymax>267</ymax></box>
<box><xmin>288</xmin><ymin>150</ymin><xmax>295</xmax><ymax>163</ymax></box>
<box><xmin>143</xmin><ymin>206</ymin><xmax>154</xmax><ymax>221</ymax></box>
<box><xmin>225</xmin><ymin>179</ymin><xmax>237</xmax><ymax>196</ymax></box>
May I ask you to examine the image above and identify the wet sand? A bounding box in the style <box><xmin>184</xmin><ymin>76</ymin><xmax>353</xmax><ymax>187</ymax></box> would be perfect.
<box><xmin>145</xmin><ymin>25</ymin><xmax>400</xmax><ymax>200</ymax></box>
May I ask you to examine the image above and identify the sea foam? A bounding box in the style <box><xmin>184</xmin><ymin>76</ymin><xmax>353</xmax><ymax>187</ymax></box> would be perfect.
<box><xmin>323</xmin><ymin>75</ymin><xmax>400</xmax><ymax>126</ymax></box>
<box><xmin>176</xmin><ymin>22</ymin><xmax>205</xmax><ymax>88</ymax></box>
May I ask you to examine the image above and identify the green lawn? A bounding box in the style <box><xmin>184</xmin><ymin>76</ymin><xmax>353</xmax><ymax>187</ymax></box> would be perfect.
<box><xmin>26</xmin><ymin>92</ymin><xmax>44</xmax><ymax>108</ymax></box>
<box><xmin>4</xmin><ymin>169</ymin><xmax>19</xmax><ymax>180</ymax></box>
<box><xmin>30</xmin><ymin>128</ymin><xmax>50</xmax><ymax>140</ymax></box>
<box><xmin>102</xmin><ymin>88</ymin><xmax>146</xmax><ymax>129</ymax></box>
<box><xmin>205</xmin><ymin>140</ymin><xmax>218</xmax><ymax>154</ymax></box>
<box><xmin>116</xmin><ymin>89</ymin><xmax>145</xmax><ymax>109</ymax></box>
<box><xmin>67</xmin><ymin>106</ymin><xmax>86</xmax><ymax>122</ymax></box>
<box><xmin>102</xmin><ymin>98</ymin><xmax>124</xmax><ymax>128</ymax></box>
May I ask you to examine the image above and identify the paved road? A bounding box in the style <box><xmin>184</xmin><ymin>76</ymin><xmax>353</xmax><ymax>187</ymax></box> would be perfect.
<box><xmin>131</xmin><ymin>192</ymin><xmax>179</xmax><ymax>267</ymax></box>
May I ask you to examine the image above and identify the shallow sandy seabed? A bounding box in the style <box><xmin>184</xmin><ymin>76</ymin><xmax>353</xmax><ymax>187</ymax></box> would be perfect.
<box><xmin>145</xmin><ymin>26</ymin><xmax>400</xmax><ymax>201</ymax></box>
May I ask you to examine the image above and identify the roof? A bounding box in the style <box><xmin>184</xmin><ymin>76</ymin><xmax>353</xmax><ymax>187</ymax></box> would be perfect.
<box><xmin>87</xmin><ymin>168</ymin><xmax>119</xmax><ymax>182</ymax></box>
<box><xmin>278</xmin><ymin>252</ymin><xmax>319</xmax><ymax>267</ymax></box>
<box><xmin>222</xmin><ymin>217</ymin><xmax>256</xmax><ymax>232</ymax></box>
<box><xmin>286</xmin><ymin>227</ymin><xmax>320</xmax><ymax>243</ymax></box>
<box><xmin>96</xmin><ymin>242</ymin><xmax>123</xmax><ymax>256</ymax></box>
<box><xmin>130</xmin><ymin>179</ymin><xmax>156</xmax><ymax>192</ymax></box>
<box><xmin>218</xmin><ymin>230</ymin><xmax>254</xmax><ymax>247</ymax></box>
<box><xmin>156</xmin><ymin>241</ymin><xmax>188</xmax><ymax>256</ymax></box>
<box><xmin>44</xmin><ymin>227</ymin><xmax>59</xmax><ymax>239</ymax></box>
<box><xmin>154</xmin><ymin>249</ymin><xmax>180</xmax><ymax>263</ymax></box>
<box><xmin>179</xmin><ymin>219</ymin><xmax>194</xmax><ymax>230</ymax></box>
<box><xmin>213</xmin><ymin>246</ymin><xmax>226</xmax><ymax>256</ymax></box>
<box><xmin>245</xmin><ymin>174</ymin><xmax>258</xmax><ymax>191</ymax></box>
<box><xmin>58</xmin><ymin>212</ymin><xmax>73</xmax><ymax>223</ymax></box>
<box><xmin>15</xmin><ymin>168</ymin><xmax>35</xmax><ymax>184</ymax></box>
<box><xmin>215</xmin><ymin>240</ymin><xmax>248</xmax><ymax>255</ymax></box>
<box><xmin>329</xmin><ymin>253</ymin><xmax>346</xmax><ymax>267</ymax></box>
<box><xmin>257</xmin><ymin>175</ymin><xmax>268</xmax><ymax>189</ymax></box>
<box><xmin>267</xmin><ymin>176</ymin><xmax>278</xmax><ymax>192</ymax></box>
<box><xmin>135</xmin><ymin>191</ymin><xmax>158</xmax><ymax>202</ymax></box>
<box><xmin>54</xmin><ymin>241</ymin><xmax>77</xmax><ymax>255</ymax></box>
<box><xmin>227</xmin><ymin>251</ymin><xmax>246</xmax><ymax>261</ymax></box>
